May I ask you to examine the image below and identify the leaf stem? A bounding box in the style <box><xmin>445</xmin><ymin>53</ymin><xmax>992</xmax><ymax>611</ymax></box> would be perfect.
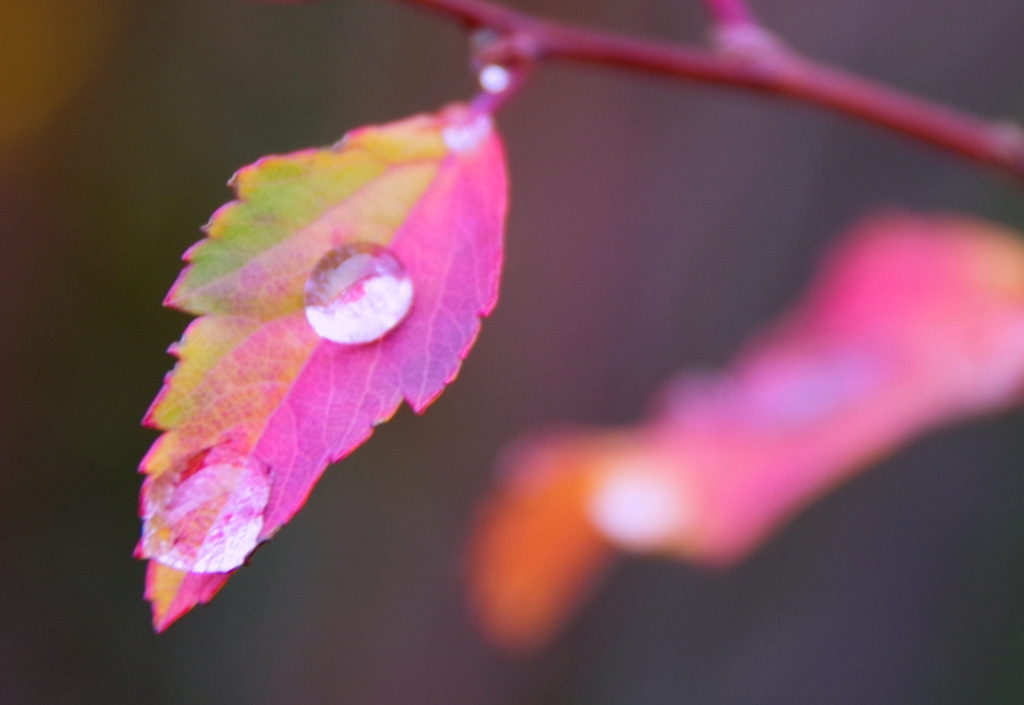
<box><xmin>394</xmin><ymin>0</ymin><xmax>1024</xmax><ymax>184</ymax></box>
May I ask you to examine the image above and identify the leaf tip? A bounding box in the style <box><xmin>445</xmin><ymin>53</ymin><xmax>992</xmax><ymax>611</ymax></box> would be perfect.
<box><xmin>145</xmin><ymin>561</ymin><xmax>231</xmax><ymax>632</ymax></box>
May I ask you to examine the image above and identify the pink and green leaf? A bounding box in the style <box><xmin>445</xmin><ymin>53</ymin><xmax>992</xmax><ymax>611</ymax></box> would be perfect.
<box><xmin>138</xmin><ymin>104</ymin><xmax>507</xmax><ymax>631</ymax></box>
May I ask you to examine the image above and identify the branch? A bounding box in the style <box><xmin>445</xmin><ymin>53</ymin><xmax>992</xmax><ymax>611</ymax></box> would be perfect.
<box><xmin>395</xmin><ymin>0</ymin><xmax>1024</xmax><ymax>184</ymax></box>
<box><xmin>390</xmin><ymin>0</ymin><xmax>526</xmax><ymax>30</ymax></box>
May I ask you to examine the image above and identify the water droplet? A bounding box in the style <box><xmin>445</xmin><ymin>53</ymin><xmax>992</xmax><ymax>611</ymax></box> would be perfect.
<box><xmin>587</xmin><ymin>462</ymin><xmax>692</xmax><ymax>552</ymax></box>
<box><xmin>442</xmin><ymin>113</ymin><xmax>493</xmax><ymax>152</ymax></box>
<box><xmin>140</xmin><ymin>447</ymin><xmax>271</xmax><ymax>573</ymax></box>
<box><xmin>304</xmin><ymin>243</ymin><xmax>414</xmax><ymax>344</ymax></box>
<box><xmin>478</xmin><ymin>64</ymin><xmax>512</xmax><ymax>94</ymax></box>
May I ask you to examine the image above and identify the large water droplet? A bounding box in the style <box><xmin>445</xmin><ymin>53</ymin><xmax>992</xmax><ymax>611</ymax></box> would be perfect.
<box><xmin>304</xmin><ymin>243</ymin><xmax>414</xmax><ymax>344</ymax></box>
<box><xmin>140</xmin><ymin>447</ymin><xmax>271</xmax><ymax>573</ymax></box>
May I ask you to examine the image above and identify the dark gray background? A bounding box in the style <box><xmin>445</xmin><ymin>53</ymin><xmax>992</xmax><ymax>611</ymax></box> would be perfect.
<box><xmin>2</xmin><ymin>0</ymin><xmax>1024</xmax><ymax>702</ymax></box>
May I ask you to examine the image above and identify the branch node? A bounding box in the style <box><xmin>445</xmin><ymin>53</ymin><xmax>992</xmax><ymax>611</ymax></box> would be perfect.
<box><xmin>470</xmin><ymin>27</ymin><xmax>502</xmax><ymax>57</ymax></box>
<box><xmin>473</xmin><ymin>30</ymin><xmax>542</xmax><ymax>69</ymax></box>
<box><xmin>991</xmin><ymin>120</ymin><xmax>1024</xmax><ymax>168</ymax></box>
<box><xmin>710</xmin><ymin>23</ymin><xmax>791</xmax><ymax>66</ymax></box>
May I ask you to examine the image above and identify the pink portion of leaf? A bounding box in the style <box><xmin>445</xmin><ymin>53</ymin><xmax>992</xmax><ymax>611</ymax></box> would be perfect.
<box><xmin>145</xmin><ymin>562</ymin><xmax>231</xmax><ymax>633</ymax></box>
<box><xmin>256</xmin><ymin>116</ymin><xmax>506</xmax><ymax>535</ymax></box>
<box><xmin>654</xmin><ymin>212</ymin><xmax>1024</xmax><ymax>561</ymax></box>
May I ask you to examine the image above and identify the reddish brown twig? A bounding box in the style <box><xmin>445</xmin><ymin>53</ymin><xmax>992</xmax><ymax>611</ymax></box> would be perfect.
<box><xmin>395</xmin><ymin>0</ymin><xmax>1024</xmax><ymax>184</ymax></box>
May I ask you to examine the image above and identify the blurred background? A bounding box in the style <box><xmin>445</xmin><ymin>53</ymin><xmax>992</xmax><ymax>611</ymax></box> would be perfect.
<box><xmin>3</xmin><ymin>0</ymin><xmax>1024</xmax><ymax>702</ymax></box>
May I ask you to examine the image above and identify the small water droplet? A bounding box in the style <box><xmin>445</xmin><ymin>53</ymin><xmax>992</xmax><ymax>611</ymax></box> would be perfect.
<box><xmin>140</xmin><ymin>447</ymin><xmax>271</xmax><ymax>573</ymax></box>
<box><xmin>587</xmin><ymin>462</ymin><xmax>692</xmax><ymax>552</ymax></box>
<box><xmin>478</xmin><ymin>64</ymin><xmax>512</xmax><ymax>93</ymax></box>
<box><xmin>442</xmin><ymin>113</ymin><xmax>493</xmax><ymax>152</ymax></box>
<box><xmin>304</xmin><ymin>243</ymin><xmax>414</xmax><ymax>344</ymax></box>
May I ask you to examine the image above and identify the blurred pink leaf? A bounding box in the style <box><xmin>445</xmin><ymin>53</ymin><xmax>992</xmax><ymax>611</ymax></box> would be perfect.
<box><xmin>467</xmin><ymin>211</ymin><xmax>1024</xmax><ymax>650</ymax></box>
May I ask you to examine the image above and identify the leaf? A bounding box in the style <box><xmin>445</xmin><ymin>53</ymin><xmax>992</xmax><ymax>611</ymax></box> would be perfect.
<box><xmin>466</xmin><ymin>211</ymin><xmax>1024</xmax><ymax>650</ymax></box>
<box><xmin>137</xmin><ymin>104</ymin><xmax>508</xmax><ymax>631</ymax></box>
<box><xmin>465</xmin><ymin>431</ymin><xmax>618</xmax><ymax>651</ymax></box>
